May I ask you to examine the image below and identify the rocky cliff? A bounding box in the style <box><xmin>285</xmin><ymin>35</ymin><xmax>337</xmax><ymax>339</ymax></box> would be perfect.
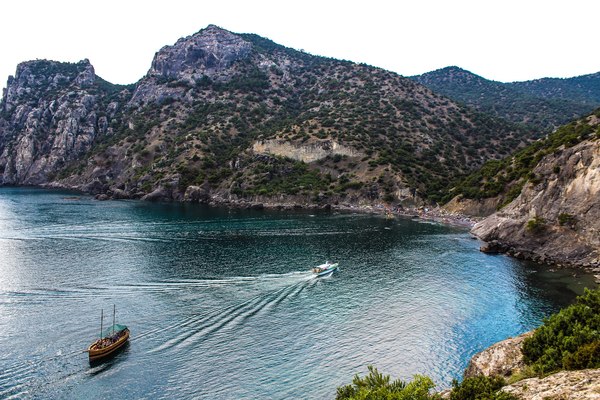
<box><xmin>472</xmin><ymin>115</ymin><xmax>600</xmax><ymax>270</ymax></box>
<box><xmin>0</xmin><ymin>25</ymin><xmax>530</xmax><ymax>206</ymax></box>
<box><xmin>0</xmin><ymin>60</ymin><xmax>132</xmax><ymax>184</ymax></box>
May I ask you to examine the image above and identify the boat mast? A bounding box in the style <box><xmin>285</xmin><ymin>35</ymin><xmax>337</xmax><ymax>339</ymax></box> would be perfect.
<box><xmin>112</xmin><ymin>304</ymin><xmax>116</xmax><ymax>336</ymax></box>
<box><xmin>100</xmin><ymin>309</ymin><xmax>103</xmax><ymax>340</ymax></box>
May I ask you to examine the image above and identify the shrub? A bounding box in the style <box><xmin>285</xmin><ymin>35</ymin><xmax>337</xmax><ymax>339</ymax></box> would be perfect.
<box><xmin>449</xmin><ymin>375</ymin><xmax>517</xmax><ymax>400</ymax></box>
<box><xmin>525</xmin><ymin>216</ymin><xmax>545</xmax><ymax>233</ymax></box>
<box><xmin>336</xmin><ymin>366</ymin><xmax>439</xmax><ymax>400</ymax></box>
<box><xmin>557</xmin><ymin>213</ymin><xmax>576</xmax><ymax>227</ymax></box>
<box><xmin>522</xmin><ymin>288</ymin><xmax>600</xmax><ymax>374</ymax></box>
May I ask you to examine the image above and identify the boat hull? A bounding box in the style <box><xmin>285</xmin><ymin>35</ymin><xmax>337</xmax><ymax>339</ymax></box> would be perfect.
<box><xmin>88</xmin><ymin>329</ymin><xmax>130</xmax><ymax>362</ymax></box>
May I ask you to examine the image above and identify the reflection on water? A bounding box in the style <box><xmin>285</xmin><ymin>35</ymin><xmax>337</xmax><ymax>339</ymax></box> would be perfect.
<box><xmin>0</xmin><ymin>187</ymin><xmax>596</xmax><ymax>399</ymax></box>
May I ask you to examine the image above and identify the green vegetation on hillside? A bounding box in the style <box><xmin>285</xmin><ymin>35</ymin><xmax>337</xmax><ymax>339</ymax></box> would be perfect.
<box><xmin>448</xmin><ymin>110</ymin><xmax>600</xmax><ymax>204</ymax></box>
<box><xmin>0</xmin><ymin>28</ymin><xmax>556</xmax><ymax>203</ymax></box>
<box><xmin>335</xmin><ymin>367</ymin><xmax>517</xmax><ymax>400</ymax></box>
<box><xmin>411</xmin><ymin>66</ymin><xmax>600</xmax><ymax>133</ymax></box>
<box><xmin>95</xmin><ymin>33</ymin><xmax>529</xmax><ymax>202</ymax></box>
<box><xmin>522</xmin><ymin>287</ymin><xmax>600</xmax><ymax>374</ymax></box>
<box><xmin>449</xmin><ymin>376</ymin><xmax>516</xmax><ymax>400</ymax></box>
<box><xmin>336</xmin><ymin>366</ymin><xmax>439</xmax><ymax>400</ymax></box>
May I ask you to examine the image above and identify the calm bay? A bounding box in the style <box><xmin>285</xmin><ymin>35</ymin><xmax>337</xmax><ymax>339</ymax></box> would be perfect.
<box><xmin>0</xmin><ymin>187</ymin><xmax>596</xmax><ymax>399</ymax></box>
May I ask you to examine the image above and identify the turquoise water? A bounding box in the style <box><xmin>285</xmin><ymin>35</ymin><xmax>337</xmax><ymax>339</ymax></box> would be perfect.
<box><xmin>0</xmin><ymin>188</ymin><xmax>596</xmax><ymax>399</ymax></box>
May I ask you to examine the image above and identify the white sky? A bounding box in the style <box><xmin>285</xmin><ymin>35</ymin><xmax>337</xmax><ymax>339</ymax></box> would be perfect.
<box><xmin>0</xmin><ymin>0</ymin><xmax>598</xmax><ymax>91</ymax></box>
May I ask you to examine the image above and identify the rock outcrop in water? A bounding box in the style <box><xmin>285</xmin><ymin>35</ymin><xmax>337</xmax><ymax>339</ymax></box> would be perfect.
<box><xmin>0</xmin><ymin>25</ymin><xmax>532</xmax><ymax>206</ymax></box>
<box><xmin>472</xmin><ymin>115</ymin><xmax>600</xmax><ymax>270</ymax></box>
<box><xmin>464</xmin><ymin>332</ymin><xmax>532</xmax><ymax>379</ymax></box>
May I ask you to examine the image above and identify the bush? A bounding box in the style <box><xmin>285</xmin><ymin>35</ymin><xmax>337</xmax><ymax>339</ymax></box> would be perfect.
<box><xmin>557</xmin><ymin>213</ymin><xmax>576</xmax><ymax>227</ymax></box>
<box><xmin>336</xmin><ymin>366</ymin><xmax>439</xmax><ymax>400</ymax></box>
<box><xmin>525</xmin><ymin>216</ymin><xmax>545</xmax><ymax>233</ymax></box>
<box><xmin>449</xmin><ymin>375</ymin><xmax>517</xmax><ymax>400</ymax></box>
<box><xmin>522</xmin><ymin>288</ymin><xmax>600</xmax><ymax>374</ymax></box>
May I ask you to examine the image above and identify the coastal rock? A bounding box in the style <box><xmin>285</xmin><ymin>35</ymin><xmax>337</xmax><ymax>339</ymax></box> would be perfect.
<box><xmin>443</xmin><ymin>194</ymin><xmax>501</xmax><ymax>217</ymax></box>
<box><xmin>110</xmin><ymin>188</ymin><xmax>130</xmax><ymax>200</ymax></box>
<box><xmin>479</xmin><ymin>240</ymin><xmax>506</xmax><ymax>254</ymax></box>
<box><xmin>464</xmin><ymin>332</ymin><xmax>533</xmax><ymax>378</ymax></box>
<box><xmin>472</xmin><ymin>135</ymin><xmax>600</xmax><ymax>269</ymax></box>
<box><xmin>141</xmin><ymin>187</ymin><xmax>172</xmax><ymax>202</ymax></box>
<box><xmin>183</xmin><ymin>185</ymin><xmax>210</xmax><ymax>202</ymax></box>
<box><xmin>501</xmin><ymin>369</ymin><xmax>600</xmax><ymax>399</ymax></box>
<box><xmin>463</xmin><ymin>331</ymin><xmax>600</xmax><ymax>399</ymax></box>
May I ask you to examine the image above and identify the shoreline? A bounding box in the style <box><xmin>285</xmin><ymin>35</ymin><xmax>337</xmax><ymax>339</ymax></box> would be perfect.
<box><xmin>12</xmin><ymin>184</ymin><xmax>600</xmax><ymax>281</ymax></box>
<box><xmin>0</xmin><ymin>183</ymin><xmax>482</xmax><ymax>229</ymax></box>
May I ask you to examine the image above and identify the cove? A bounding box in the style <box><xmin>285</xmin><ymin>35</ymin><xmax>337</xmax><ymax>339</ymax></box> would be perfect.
<box><xmin>0</xmin><ymin>187</ymin><xmax>596</xmax><ymax>399</ymax></box>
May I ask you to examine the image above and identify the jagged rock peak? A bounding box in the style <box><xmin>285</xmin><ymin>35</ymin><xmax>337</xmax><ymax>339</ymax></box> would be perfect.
<box><xmin>2</xmin><ymin>59</ymin><xmax>96</xmax><ymax>111</ymax></box>
<box><xmin>148</xmin><ymin>24</ymin><xmax>252</xmax><ymax>79</ymax></box>
<box><xmin>11</xmin><ymin>58</ymin><xmax>94</xmax><ymax>85</ymax></box>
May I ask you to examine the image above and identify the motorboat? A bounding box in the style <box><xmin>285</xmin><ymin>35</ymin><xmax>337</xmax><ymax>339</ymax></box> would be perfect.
<box><xmin>311</xmin><ymin>261</ymin><xmax>339</xmax><ymax>277</ymax></box>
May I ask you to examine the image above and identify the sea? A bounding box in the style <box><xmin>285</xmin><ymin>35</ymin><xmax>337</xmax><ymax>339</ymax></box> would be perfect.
<box><xmin>0</xmin><ymin>187</ymin><xmax>596</xmax><ymax>399</ymax></box>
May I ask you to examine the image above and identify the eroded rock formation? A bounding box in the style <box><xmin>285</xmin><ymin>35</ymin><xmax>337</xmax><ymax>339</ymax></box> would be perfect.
<box><xmin>472</xmin><ymin>131</ymin><xmax>600</xmax><ymax>270</ymax></box>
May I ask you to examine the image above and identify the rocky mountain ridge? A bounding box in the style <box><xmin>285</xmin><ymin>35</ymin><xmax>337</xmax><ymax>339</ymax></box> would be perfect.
<box><xmin>0</xmin><ymin>59</ymin><xmax>132</xmax><ymax>185</ymax></box>
<box><xmin>411</xmin><ymin>66</ymin><xmax>600</xmax><ymax>132</ymax></box>
<box><xmin>0</xmin><ymin>25</ymin><xmax>529</xmax><ymax>206</ymax></box>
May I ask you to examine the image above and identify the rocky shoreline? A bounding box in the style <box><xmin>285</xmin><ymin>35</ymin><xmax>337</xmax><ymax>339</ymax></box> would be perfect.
<box><xmin>477</xmin><ymin>237</ymin><xmax>600</xmax><ymax>282</ymax></box>
<box><xmin>40</xmin><ymin>181</ymin><xmax>482</xmax><ymax>228</ymax></box>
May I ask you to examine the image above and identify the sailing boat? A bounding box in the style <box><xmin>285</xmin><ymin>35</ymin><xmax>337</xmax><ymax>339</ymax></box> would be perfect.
<box><xmin>87</xmin><ymin>305</ymin><xmax>129</xmax><ymax>362</ymax></box>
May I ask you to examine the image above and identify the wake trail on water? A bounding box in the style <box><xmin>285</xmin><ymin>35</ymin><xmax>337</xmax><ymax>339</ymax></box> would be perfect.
<box><xmin>0</xmin><ymin>271</ymin><xmax>312</xmax><ymax>303</ymax></box>
<box><xmin>0</xmin><ymin>270</ymin><xmax>317</xmax><ymax>398</ymax></box>
<box><xmin>145</xmin><ymin>273</ymin><xmax>315</xmax><ymax>353</ymax></box>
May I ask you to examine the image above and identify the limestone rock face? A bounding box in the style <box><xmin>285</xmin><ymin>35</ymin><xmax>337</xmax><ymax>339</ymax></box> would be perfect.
<box><xmin>443</xmin><ymin>195</ymin><xmax>501</xmax><ymax>217</ymax></box>
<box><xmin>472</xmin><ymin>135</ymin><xmax>600</xmax><ymax>269</ymax></box>
<box><xmin>150</xmin><ymin>25</ymin><xmax>252</xmax><ymax>80</ymax></box>
<box><xmin>0</xmin><ymin>59</ymin><xmax>130</xmax><ymax>185</ymax></box>
<box><xmin>131</xmin><ymin>25</ymin><xmax>253</xmax><ymax>105</ymax></box>
<box><xmin>501</xmin><ymin>369</ymin><xmax>600</xmax><ymax>400</ymax></box>
<box><xmin>464</xmin><ymin>332</ymin><xmax>533</xmax><ymax>378</ymax></box>
<box><xmin>252</xmin><ymin>138</ymin><xmax>364</xmax><ymax>163</ymax></box>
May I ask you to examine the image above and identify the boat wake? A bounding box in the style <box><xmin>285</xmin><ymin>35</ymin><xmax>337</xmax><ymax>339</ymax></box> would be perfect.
<box><xmin>0</xmin><ymin>271</ymin><xmax>313</xmax><ymax>304</ymax></box>
<box><xmin>145</xmin><ymin>273</ymin><xmax>315</xmax><ymax>353</ymax></box>
<box><xmin>0</xmin><ymin>270</ymin><xmax>317</xmax><ymax>398</ymax></box>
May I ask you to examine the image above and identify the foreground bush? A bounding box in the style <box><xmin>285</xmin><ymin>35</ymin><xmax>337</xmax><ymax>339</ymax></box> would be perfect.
<box><xmin>335</xmin><ymin>366</ymin><xmax>439</xmax><ymax>400</ymax></box>
<box><xmin>522</xmin><ymin>288</ymin><xmax>600</xmax><ymax>373</ymax></box>
<box><xmin>449</xmin><ymin>376</ymin><xmax>516</xmax><ymax>400</ymax></box>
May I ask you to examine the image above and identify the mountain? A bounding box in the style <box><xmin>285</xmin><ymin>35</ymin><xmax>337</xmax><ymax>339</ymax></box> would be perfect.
<box><xmin>470</xmin><ymin>111</ymin><xmax>600</xmax><ymax>269</ymax></box>
<box><xmin>411</xmin><ymin>66</ymin><xmax>600</xmax><ymax>132</ymax></box>
<box><xmin>0</xmin><ymin>25</ymin><xmax>530</xmax><ymax>206</ymax></box>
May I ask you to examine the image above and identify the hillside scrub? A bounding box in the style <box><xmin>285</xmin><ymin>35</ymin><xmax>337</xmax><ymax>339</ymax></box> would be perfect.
<box><xmin>522</xmin><ymin>288</ymin><xmax>600</xmax><ymax>374</ymax></box>
<box><xmin>447</xmin><ymin>111</ymin><xmax>600</xmax><ymax>205</ymax></box>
